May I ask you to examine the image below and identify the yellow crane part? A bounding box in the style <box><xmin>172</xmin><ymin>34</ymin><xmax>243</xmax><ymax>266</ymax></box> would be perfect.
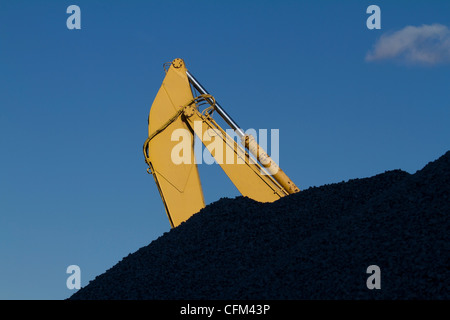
<box><xmin>143</xmin><ymin>62</ymin><xmax>205</xmax><ymax>227</ymax></box>
<box><xmin>184</xmin><ymin>96</ymin><xmax>288</xmax><ymax>202</ymax></box>
<box><xmin>144</xmin><ymin>58</ymin><xmax>300</xmax><ymax>228</ymax></box>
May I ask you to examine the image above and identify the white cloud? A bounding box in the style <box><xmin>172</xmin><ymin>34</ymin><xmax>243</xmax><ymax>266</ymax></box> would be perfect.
<box><xmin>366</xmin><ymin>24</ymin><xmax>450</xmax><ymax>65</ymax></box>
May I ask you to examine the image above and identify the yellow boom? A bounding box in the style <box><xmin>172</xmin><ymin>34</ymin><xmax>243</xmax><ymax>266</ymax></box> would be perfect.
<box><xmin>143</xmin><ymin>58</ymin><xmax>299</xmax><ymax>227</ymax></box>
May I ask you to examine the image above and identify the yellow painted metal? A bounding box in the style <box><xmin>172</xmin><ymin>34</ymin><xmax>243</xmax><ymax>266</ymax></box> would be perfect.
<box><xmin>144</xmin><ymin>58</ymin><xmax>299</xmax><ymax>228</ymax></box>
<box><xmin>144</xmin><ymin>59</ymin><xmax>205</xmax><ymax>228</ymax></box>
<box><xmin>185</xmin><ymin>106</ymin><xmax>288</xmax><ymax>202</ymax></box>
<box><xmin>242</xmin><ymin>135</ymin><xmax>300</xmax><ymax>194</ymax></box>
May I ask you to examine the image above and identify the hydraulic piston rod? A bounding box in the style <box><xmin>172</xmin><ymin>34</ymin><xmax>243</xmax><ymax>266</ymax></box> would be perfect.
<box><xmin>187</xmin><ymin>70</ymin><xmax>245</xmax><ymax>138</ymax></box>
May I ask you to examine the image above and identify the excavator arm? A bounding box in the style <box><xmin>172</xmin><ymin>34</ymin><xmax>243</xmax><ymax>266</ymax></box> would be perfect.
<box><xmin>143</xmin><ymin>58</ymin><xmax>299</xmax><ymax>227</ymax></box>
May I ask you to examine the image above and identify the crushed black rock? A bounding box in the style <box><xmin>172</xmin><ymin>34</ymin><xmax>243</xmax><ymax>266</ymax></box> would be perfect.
<box><xmin>70</xmin><ymin>151</ymin><xmax>449</xmax><ymax>300</ymax></box>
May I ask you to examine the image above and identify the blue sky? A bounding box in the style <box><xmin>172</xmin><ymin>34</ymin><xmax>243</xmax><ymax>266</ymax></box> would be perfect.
<box><xmin>0</xmin><ymin>1</ymin><xmax>449</xmax><ymax>299</ymax></box>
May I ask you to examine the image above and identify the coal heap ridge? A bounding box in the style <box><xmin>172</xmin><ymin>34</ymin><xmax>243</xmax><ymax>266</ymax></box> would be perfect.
<box><xmin>70</xmin><ymin>151</ymin><xmax>449</xmax><ymax>300</ymax></box>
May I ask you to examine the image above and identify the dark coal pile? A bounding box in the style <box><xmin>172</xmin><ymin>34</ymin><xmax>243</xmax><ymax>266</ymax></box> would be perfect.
<box><xmin>70</xmin><ymin>151</ymin><xmax>449</xmax><ymax>300</ymax></box>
